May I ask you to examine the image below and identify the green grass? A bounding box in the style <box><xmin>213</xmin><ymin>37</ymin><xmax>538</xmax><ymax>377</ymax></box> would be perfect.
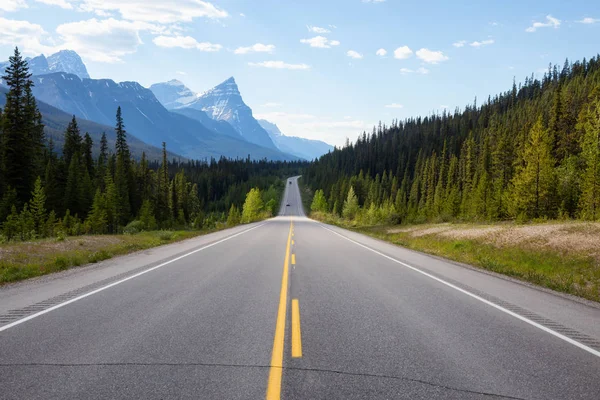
<box><xmin>0</xmin><ymin>229</ymin><xmax>219</xmax><ymax>285</ymax></box>
<box><xmin>311</xmin><ymin>213</ymin><xmax>600</xmax><ymax>302</ymax></box>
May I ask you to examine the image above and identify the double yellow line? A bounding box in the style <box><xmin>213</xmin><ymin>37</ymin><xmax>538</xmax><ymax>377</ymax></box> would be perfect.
<box><xmin>266</xmin><ymin>218</ymin><xmax>302</xmax><ymax>399</ymax></box>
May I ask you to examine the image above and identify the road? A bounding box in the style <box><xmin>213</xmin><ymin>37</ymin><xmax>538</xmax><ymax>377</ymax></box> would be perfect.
<box><xmin>1</xmin><ymin>176</ymin><xmax>600</xmax><ymax>399</ymax></box>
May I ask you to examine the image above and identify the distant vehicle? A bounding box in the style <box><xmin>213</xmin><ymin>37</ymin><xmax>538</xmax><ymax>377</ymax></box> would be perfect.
<box><xmin>286</xmin><ymin>204</ymin><xmax>290</xmax><ymax>206</ymax></box>
<box><xmin>289</xmin><ymin>181</ymin><xmax>292</xmax><ymax>184</ymax></box>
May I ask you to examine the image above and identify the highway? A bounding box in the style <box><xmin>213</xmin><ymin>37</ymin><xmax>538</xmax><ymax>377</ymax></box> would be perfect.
<box><xmin>1</xmin><ymin>176</ymin><xmax>600</xmax><ymax>399</ymax></box>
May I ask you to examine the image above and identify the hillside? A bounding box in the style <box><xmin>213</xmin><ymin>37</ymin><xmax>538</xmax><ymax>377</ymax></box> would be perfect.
<box><xmin>304</xmin><ymin>55</ymin><xmax>600</xmax><ymax>223</ymax></box>
<box><xmin>0</xmin><ymin>86</ymin><xmax>172</xmax><ymax>161</ymax></box>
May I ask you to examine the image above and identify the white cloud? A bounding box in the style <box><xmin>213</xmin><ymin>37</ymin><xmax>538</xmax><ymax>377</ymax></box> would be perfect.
<box><xmin>234</xmin><ymin>43</ymin><xmax>275</xmax><ymax>54</ymax></box>
<box><xmin>385</xmin><ymin>103</ymin><xmax>403</xmax><ymax>108</ymax></box>
<box><xmin>490</xmin><ymin>21</ymin><xmax>499</xmax><ymax>26</ymax></box>
<box><xmin>400</xmin><ymin>68</ymin><xmax>413</xmax><ymax>74</ymax></box>
<box><xmin>307</xmin><ymin>25</ymin><xmax>330</xmax><ymax>34</ymax></box>
<box><xmin>300</xmin><ymin>36</ymin><xmax>340</xmax><ymax>48</ymax></box>
<box><xmin>239</xmin><ymin>13</ymin><xmax>245</xmax><ymax>17</ymax></box>
<box><xmin>578</xmin><ymin>17</ymin><xmax>599</xmax><ymax>24</ymax></box>
<box><xmin>362</xmin><ymin>0</ymin><xmax>386</xmax><ymax>3</ymax></box>
<box><xmin>0</xmin><ymin>0</ymin><xmax>27</xmax><ymax>12</ymax></box>
<box><xmin>0</xmin><ymin>17</ymin><xmax>51</xmax><ymax>55</ymax></box>
<box><xmin>35</xmin><ymin>0</ymin><xmax>73</xmax><ymax>9</ymax></box>
<box><xmin>376</xmin><ymin>48</ymin><xmax>387</xmax><ymax>57</ymax></box>
<box><xmin>526</xmin><ymin>15</ymin><xmax>560</xmax><ymax>32</ymax></box>
<box><xmin>176</xmin><ymin>70</ymin><xmax>187</xmax><ymax>75</ymax></box>
<box><xmin>76</xmin><ymin>0</ymin><xmax>228</xmax><ymax>24</ymax></box>
<box><xmin>453</xmin><ymin>40</ymin><xmax>466</xmax><ymax>48</ymax></box>
<box><xmin>393</xmin><ymin>46</ymin><xmax>413</xmax><ymax>59</ymax></box>
<box><xmin>416</xmin><ymin>48</ymin><xmax>448</xmax><ymax>64</ymax></box>
<box><xmin>347</xmin><ymin>50</ymin><xmax>363</xmax><ymax>59</ymax></box>
<box><xmin>153</xmin><ymin>35</ymin><xmax>222</xmax><ymax>52</ymax></box>
<box><xmin>470</xmin><ymin>39</ymin><xmax>494</xmax><ymax>47</ymax></box>
<box><xmin>400</xmin><ymin>67</ymin><xmax>429</xmax><ymax>75</ymax></box>
<box><xmin>56</xmin><ymin>18</ymin><xmax>147</xmax><ymax>62</ymax></box>
<box><xmin>416</xmin><ymin>67</ymin><xmax>429</xmax><ymax>74</ymax></box>
<box><xmin>248</xmin><ymin>61</ymin><xmax>310</xmax><ymax>70</ymax></box>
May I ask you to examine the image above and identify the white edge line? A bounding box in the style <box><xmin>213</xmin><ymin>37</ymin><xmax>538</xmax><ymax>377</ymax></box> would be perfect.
<box><xmin>0</xmin><ymin>223</ymin><xmax>267</xmax><ymax>333</ymax></box>
<box><xmin>320</xmin><ymin>224</ymin><xmax>600</xmax><ymax>359</ymax></box>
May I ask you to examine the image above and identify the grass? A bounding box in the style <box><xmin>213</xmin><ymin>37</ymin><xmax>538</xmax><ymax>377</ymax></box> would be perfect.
<box><xmin>311</xmin><ymin>213</ymin><xmax>600</xmax><ymax>303</ymax></box>
<box><xmin>0</xmin><ymin>229</ymin><xmax>219</xmax><ymax>285</ymax></box>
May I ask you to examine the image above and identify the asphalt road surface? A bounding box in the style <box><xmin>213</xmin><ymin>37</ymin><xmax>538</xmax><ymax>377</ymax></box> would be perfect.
<box><xmin>1</xmin><ymin>176</ymin><xmax>599</xmax><ymax>399</ymax></box>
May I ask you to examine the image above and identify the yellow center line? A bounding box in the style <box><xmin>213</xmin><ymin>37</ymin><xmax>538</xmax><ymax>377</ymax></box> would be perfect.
<box><xmin>291</xmin><ymin>299</ymin><xmax>302</xmax><ymax>358</ymax></box>
<box><xmin>291</xmin><ymin>254</ymin><xmax>296</xmax><ymax>265</ymax></box>
<box><xmin>266</xmin><ymin>217</ymin><xmax>293</xmax><ymax>400</ymax></box>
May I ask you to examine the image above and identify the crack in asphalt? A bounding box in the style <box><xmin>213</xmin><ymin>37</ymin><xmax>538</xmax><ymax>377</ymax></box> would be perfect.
<box><xmin>0</xmin><ymin>362</ymin><xmax>529</xmax><ymax>399</ymax></box>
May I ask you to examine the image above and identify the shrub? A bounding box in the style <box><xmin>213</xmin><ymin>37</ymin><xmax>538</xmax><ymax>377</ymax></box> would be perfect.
<box><xmin>123</xmin><ymin>220</ymin><xmax>143</xmax><ymax>235</ymax></box>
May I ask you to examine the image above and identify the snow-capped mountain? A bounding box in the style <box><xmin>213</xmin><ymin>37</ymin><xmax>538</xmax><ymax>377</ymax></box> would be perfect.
<box><xmin>258</xmin><ymin>119</ymin><xmax>334</xmax><ymax>161</ymax></box>
<box><xmin>0</xmin><ymin>50</ymin><xmax>90</xmax><ymax>80</ymax></box>
<box><xmin>149</xmin><ymin>79</ymin><xmax>198</xmax><ymax>109</ymax></box>
<box><xmin>151</xmin><ymin>77</ymin><xmax>278</xmax><ymax>151</ymax></box>
<box><xmin>46</xmin><ymin>50</ymin><xmax>90</xmax><ymax>79</ymax></box>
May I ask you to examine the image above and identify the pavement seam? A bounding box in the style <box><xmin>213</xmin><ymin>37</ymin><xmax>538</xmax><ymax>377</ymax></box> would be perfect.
<box><xmin>0</xmin><ymin>363</ymin><xmax>529</xmax><ymax>399</ymax></box>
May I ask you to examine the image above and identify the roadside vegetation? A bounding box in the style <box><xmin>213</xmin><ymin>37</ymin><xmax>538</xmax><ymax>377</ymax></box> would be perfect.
<box><xmin>301</xmin><ymin>54</ymin><xmax>600</xmax><ymax>302</ymax></box>
<box><xmin>312</xmin><ymin>208</ymin><xmax>600</xmax><ymax>302</ymax></box>
<box><xmin>0</xmin><ymin>47</ymin><xmax>295</xmax><ymax>284</ymax></box>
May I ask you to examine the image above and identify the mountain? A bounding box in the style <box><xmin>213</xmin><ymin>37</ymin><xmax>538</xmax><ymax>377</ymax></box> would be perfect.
<box><xmin>153</xmin><ymin>77</ymin><xmax>278</xmax><ymax>151</ymax></box>
<box><xmin>46</xmin><ymin>50</ymin><xmax>90</xmax><ymax>79</ymax></box>
<box><xmin>19</xmin><ymin>72</ymin><xmax>294</xmax><ymax>161</ymax></box>
<box><xmin>258</xmin><ymin>119</ymin><xmax>334</xmax><ymax>161</ymax></box>
<box><xmin>0</xmin><ymin>50</ymin><xmax>90</xmax><ymax>79</ymax></box>
<box><xmin>0</xmin><ymin>86</ymin><xmax>173</xmax><ymax>161</ymax></box>
<box><xmin>149</xmin><ymin>79</ymin><xmax>197</xmax><ymax>109</ymax></box>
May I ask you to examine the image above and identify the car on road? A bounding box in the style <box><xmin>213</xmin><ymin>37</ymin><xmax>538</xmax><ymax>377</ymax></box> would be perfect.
<box><xmin>286</xmin><ymin>204</ymin><xmax>290</xmax><ymax>206</ymax></box>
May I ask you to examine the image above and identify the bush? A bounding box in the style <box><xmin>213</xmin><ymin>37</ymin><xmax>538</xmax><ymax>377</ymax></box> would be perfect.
<box><xmin>158</xmin><ymin>231</ymin><xmax>174</xmax><ymax>241</ymax></box>
<box><xmin>55</xmin><ymin>231</ymin><xmax>66</xmax><ymax>242</ymax></box>
<box><xmin>123</xmin><ymin>220</ymin><xmax>143</xmax><ymax>235</ymax></box>
<box><xmin>88</xmin><ymin>250</ymin><xmax>111</xmax><ymax>263</ymax></box>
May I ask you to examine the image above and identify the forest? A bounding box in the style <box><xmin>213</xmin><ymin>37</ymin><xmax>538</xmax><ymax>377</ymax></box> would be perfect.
<box><xmin>0</xmin><ymin>48</ymin><xmax>305</xmax><ymax>242</ymax></box>
<box><xmin>305</xmin><ymin>54</ymin><xmax>600</xmax><ymax>225</ymax></box>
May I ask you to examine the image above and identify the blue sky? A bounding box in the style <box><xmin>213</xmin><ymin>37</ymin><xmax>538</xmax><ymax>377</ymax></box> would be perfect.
<box><xmin>1</xmin><ymin>0</ymin><xmax>599</xmax><ymax>146</ymax></box>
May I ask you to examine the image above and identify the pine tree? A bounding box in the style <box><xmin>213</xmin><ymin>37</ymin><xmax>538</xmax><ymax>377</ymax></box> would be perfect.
<box><xmin>579</xmin><ymin>94</ymin><xmax>600</xmax><ymax>220</ymax></box>
<box><xmin>311</xmin><ymin>189</ymin><xmax>328</xmax><ymax>213</ymax></box>
<box><xmin>63</xmin><ymin>116</ymin><xmax>82</xmax><ymax>168</ymax></box>
<box><xmin>342</xmin><ymin>186</ymin><xmax>359</xmax><ymax>220</ymax></box>
<box><xmin>510</xmin><ymin>117</ymin><xmax>557</xmax><ymax>219</ymax></box>
<box><xmin>83</xmin><ymin>132</ymin><xmax>94</xmax><ymax>179</ymax></box>
<box><xmin>29</xmin><ymin>176</ymin><xmax>46</xmax><ymax>236</ymax></box>
<box><xmin>0</xmin><ymin>47</ymin><xmax>44</xmax><ymax>203</ymax></box>
<box><xmin>226</xmin><ymin>204</ymin><xmax>241</xmax><ymax>226</ymax></box>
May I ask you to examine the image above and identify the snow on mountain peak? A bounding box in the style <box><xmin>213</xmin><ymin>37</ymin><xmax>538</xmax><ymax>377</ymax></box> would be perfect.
<box><xmin>47</xmin><ymin>50</ymin><xmax>90</xmax><ymax>79</ymax></box>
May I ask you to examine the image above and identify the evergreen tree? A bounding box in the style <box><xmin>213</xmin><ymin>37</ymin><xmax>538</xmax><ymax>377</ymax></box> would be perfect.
<box><xmin>63</xmin><ymin>116</ymin><xmax>82</xmax><ymax>168</ymax></box>
<box><xmin>0</xmin><ymin>47</ymin><xmax>44</xmax><ymax>203</ymax></box>
<box><xmin>579</xmin><ymin>94</ymin><xmax>600</xmax><ymax>220</ymax></box>
<box><xmin>311</xmin><ymin>189</ymin><xmax>328</xmax><ymax>213</ymax></box>
<box><xmin>510</xmin><ymin>117</ymin><xmax>557</xmax><ymax>219</ymax></box>
<box><xmin>29</xmin><ymin>176</ymin><xmax>46</xmax><ymax>236</ymax></box>
<box><xmin>226</xmin><ymin>204</ymin><xmax>241</xmax><ymax>226</ymax></box>
<box><xmin>342</xmin><ymin>186</ymin><xmax>359</xmax><ymax>220</ymax></box>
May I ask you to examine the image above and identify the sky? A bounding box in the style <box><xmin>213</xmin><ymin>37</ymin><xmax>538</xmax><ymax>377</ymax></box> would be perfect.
<box><xmin>1</xmin><ymin>0</ymin><xmax>599</xmax><ymax>147</ymax></box>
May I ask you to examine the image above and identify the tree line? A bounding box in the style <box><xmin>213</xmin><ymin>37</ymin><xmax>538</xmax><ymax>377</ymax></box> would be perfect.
<box><xmin>305</xmin><ymin>55</ymin><xmax>600</xmax><ymax>224</ymax></box>
<box><xmin>0</xmin><ymin>47</ymin><xmax>305</xmax><ymax>241</ymax></box>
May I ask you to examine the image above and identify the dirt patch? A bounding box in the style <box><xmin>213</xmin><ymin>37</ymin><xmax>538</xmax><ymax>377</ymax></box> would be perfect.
<box><xmin>406</xmin><ymin>222</ymin><xmax>600</xmax><ymax>262</ymax></box>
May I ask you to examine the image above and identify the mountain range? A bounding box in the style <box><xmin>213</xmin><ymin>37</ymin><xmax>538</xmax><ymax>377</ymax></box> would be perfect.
<box><xmin>258</xmin><ymin>119</ymin><xmax>333</xmax><ymax>161</ymax></box>
<box><xmin>150</xmin><ymin>78</ymin><xmax>333</xmax><ymax>160</ymax></box>
<box><xmin>1</xmin><ymin>49</ymin><xmax>333</xmax><ymax>161</ymax></box>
